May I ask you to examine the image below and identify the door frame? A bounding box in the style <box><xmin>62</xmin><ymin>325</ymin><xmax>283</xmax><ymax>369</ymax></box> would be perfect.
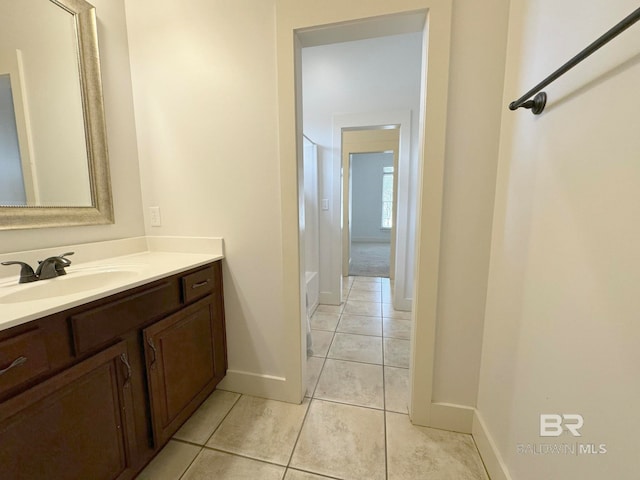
<box><xmin>334</xmin><ymin>111</ymin><xmax>411</xmax><ymax>310</ymax></box>
<box><xmin>341</xmin><ymin>127</ymin><xmax>400</xmax><ymax>284</ymax></box>
<box><xmin>276</xmin><ymin>1</ymin><xmax>453</xmax><ymax>429</ymax></box>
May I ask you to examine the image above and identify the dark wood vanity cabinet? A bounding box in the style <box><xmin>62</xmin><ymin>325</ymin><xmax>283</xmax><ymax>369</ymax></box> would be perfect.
<box><xmin>144</xmin><ymin>296</ymin><xmax>222</xmax><ymax>446</ymax></box>
<box><xmin>0</xmin><ymin>341</ymin><xmax>137</xmax><ymax>480</ymax></box>
<box><xmin>0</xmin><ymin>261</ymin><xmax>227</xmax><ymax>480</ymax></box>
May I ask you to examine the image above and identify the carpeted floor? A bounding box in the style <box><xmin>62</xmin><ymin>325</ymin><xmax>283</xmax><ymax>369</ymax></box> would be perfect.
<box><xmin>349</xmin><ymin>241</ymin><xmax>391</xmax><ymax>277</ymax></box>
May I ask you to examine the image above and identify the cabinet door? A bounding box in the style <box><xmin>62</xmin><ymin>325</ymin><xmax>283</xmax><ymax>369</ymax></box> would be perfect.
<box><xmin>144</xmin><ymin>296</ymin><xmax>221</xmax><ymax>446</ymax></box>
<box><xmin>0</xmin><ymin>341</ymin><xmax>136</xmax><ymax>480</ymax></box>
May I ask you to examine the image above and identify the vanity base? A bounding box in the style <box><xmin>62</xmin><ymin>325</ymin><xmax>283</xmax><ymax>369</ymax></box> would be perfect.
<box><xmin>0</xmin><ymin>261</ymin><xmax>227</xmax><ymax>480</ymax></box>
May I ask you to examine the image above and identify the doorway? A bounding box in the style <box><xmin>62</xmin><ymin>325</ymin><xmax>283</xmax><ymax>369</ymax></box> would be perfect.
<box><xmin>341</xmin><ymin>127</ymin><xmax>400</xmax><ymax>281</ymax></box>
<box><xmin>276</xmin><ymin>2</ymin><xmax>453</xmax><ymax>427</ymax></box>
<box><xmin>297</xmin><ymin>20</ymin><xmax>422</xmax><ymax>419</ymax></box>
<box><xmin>348</xmin><ymin>152</ymin><xmax>393</xmax><ymax>277</ymax></box>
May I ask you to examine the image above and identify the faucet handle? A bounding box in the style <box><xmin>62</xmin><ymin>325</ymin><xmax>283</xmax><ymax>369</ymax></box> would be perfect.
<box><xmin>55</xmin><ymin>252</ymin><xmax>74</xmax><ymax>274</ymax></box>
<box><xmin>35</xmin><ymin>257</ymin><xmax>67</xmax><ymax>280</ymax></box>
<box><xmin>1</xmin><ymin>261</ymin><xmax>38</xmax><ymax>284</ymax></box>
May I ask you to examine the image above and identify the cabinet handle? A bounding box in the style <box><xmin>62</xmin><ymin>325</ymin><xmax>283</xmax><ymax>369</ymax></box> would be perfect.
<box><xmin>119</xmin><ymin>353</ymin><xmax>132</xmax><ymax>387</ymax></box>
<box><xmin>191</xmin><ymin>279</ymin><xmax>210</xmax><ymax>289</ymax></box>
<box><xmin>147</xmin><ymin>337</ymin><xmax>157</xmax><ymax>368</ymax></box>
<box><xmin>0</xmin><ymin>356</ymin><xmax>27</xmax><ymax>376</ymax></box>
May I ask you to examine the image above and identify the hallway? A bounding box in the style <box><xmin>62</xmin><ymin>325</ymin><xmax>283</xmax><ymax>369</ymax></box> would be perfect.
<box><xmin>138</xmin><ymin>276</ymin><xmax>488</xmax><ymax>479</ymax></box>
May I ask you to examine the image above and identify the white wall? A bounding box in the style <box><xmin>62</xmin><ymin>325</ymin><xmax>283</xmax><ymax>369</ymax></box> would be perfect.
<box><xmin>303</xmin><ymin>137</ymin><xmax>319</xmax><ymax>276</ymax></box>
<box><xmin>125</xmin><ymin>0</ymin><xmax>508</xmax><ymax>411</ymax></box>
<box><xmin>0</xmin><ymin>0</ymin><xmax>509</xmax><ymax>418</ymax></box>
<box><xmin>0</xmin><ymin>0</ymin><xmax>144</xmax><ymax>253</ymax></box>
<box><xmin>303</xmin><ymin>137</ymin><xmax>320</xmax><ymax>312</ymax></box>
<box><xmin>302</xmin><ymin>33</ymin><xmax>422</xmax><ymax>301</ymax></box>
<box><xmin>125</xmin><ymin>0</ymin><xmax>292</xmax><ymax>397</ymax></box>
<box><xmin>301</xmin><ymin>2</ymin><xmax>510</xmax><ymax>410</ymax></box>
<box><xmin>351</xmin><ymin>152</ymin><xmax>393</xmax><ymax>242</ymax></box>
<box><xmin>428</xmin><ymin>0</ymin><xmax>510</xmax><ymax>409</ymax></box>
<box><xmin>476</xmin><ymin>1</ymin><xmax>640</xmax><ymax>478</ymax></box>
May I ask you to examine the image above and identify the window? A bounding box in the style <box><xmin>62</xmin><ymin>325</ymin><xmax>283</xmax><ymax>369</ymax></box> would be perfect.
<box><xmin>381</xmin><ymin>166</ymin><xmax>394</xmax><ymax>229</ymax></box>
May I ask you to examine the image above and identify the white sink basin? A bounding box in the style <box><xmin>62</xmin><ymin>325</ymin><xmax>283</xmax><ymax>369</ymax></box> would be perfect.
<box><xmin>0</xmin><ymin>269</ymin><xmax>140</xmax><ymax>304</ymax></box>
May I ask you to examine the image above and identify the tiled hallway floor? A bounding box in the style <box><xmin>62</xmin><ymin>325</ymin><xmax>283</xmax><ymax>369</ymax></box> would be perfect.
<box><xmin>137</xmin><ymin>276</ymin><xmax>489</xmax><ymax>480</ymax></box>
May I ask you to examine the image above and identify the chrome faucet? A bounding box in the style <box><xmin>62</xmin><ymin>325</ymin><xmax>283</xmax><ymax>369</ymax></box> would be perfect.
<box><xmin>2</xmin><ymin>252</ymin><xmax>74</xmax><ymax>283</ymax></box>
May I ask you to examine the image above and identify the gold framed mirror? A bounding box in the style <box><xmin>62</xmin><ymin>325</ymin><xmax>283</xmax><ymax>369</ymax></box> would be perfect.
<box><xmin>0</xmin><ymin>0</ymin><xmax>113</xmax><ymax>230</ymax></box>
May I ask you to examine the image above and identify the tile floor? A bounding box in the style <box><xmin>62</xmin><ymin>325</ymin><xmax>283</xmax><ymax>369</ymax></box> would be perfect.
<box><xmin>137</xmin><ymin>276</ymin><xmax>489</xmax><ymax>480</ymax></box>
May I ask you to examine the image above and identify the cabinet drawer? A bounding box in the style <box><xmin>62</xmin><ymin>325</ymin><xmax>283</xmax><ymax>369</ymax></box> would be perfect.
<box><xmin>182</xmin><ymin>265</ymin><xmax>216</xmax><ymax>304</ymax></box>
<box><xmin>71</xmin><ymin>280</ymin><xmax>180</xmax><ymax>355</ymax></box>
<box><xmin>0</xmin><ymin>329</ymin><xmax>49</xmax><ymax>395</ymax></box>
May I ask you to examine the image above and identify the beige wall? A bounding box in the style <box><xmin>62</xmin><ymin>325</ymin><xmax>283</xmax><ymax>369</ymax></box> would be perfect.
<box><xmin>276</xmin><ymin>0</ymin><xmax>457</xmax><ymax>411</ymax></box>
<box><xmin>301</xmin><ymin>33</ymin><xmax>422</xmax><ymax>307</ymax></box>
<box><xmin>125</xmin><ymin>0</ymin><xmax>289</xmax><ymax>394</ymax></box>
<box><xmin>432</xmin><ymin>0</ymin><xmax>510</xmax><ymax>407</ymax></box>
<box><xmin>1</xmin><ymin>0</ymin><xmax>509</xmax><ymax>416</ymax></box>
<box><xmin>2</xmin><ymin>1</ymin><xmax>635</xmax><ymax>474</ymax></box>
<box><xmin>126</xmin><ymin>0</ymin><xmax>510</xmax><ymax>409</ymax></box>
<box><xmin>0</xmin><ymin>0</ymin><xmax>144</xmax><ymax>253</ymax></box>
<box><xmin>477</xmin><ymin>1</ymin><xmax>640</xmax><ymax>478</ymax></box>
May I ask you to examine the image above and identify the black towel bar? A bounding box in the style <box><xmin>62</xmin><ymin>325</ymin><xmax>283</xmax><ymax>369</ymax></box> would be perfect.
<box><xmin>509</xmin><ymin>6</ymin><xmax>640</xmax><ymax>115</ymax></box>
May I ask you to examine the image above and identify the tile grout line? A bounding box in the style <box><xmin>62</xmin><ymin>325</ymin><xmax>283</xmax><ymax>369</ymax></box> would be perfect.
<box><xmin>173</xmin><ymin>392</ymin><xmax>243</xmax><ymax>480</ymax></box>
<box><xmin>173</xmin><ymin>444</ymin><xmax>204</xmax><ymax>480</ymax></box>
<box><xmin>284</xmin><ymin>393</ymin><xmax>313</xmax><ymax>471</ymax></box>
<box><xmin>307</xmin><ymin>340</ymin><xmax>331</xmax><ymax>399</ymax></box>
<box><xmin>326</xmin><ymin>328</ymin><xmax>383</xmax><ymax>339</ymax></box>
<box><xmin>201</xmin><ymin>392</ymin><xmax>243</xmax><ymax>446</ymax></box>
<box><xmin>285</xmin><ymin>466</ymin><xmax>344</xmax><ymax>480</ymax></box>
<box><xmin>319</xmin><ymin>355</ymin><xmax>385</xmax><ymax>368</ymax></box>
<box><xmin>381</xmin><ymin>289</ymin><xmax>390</xmax><ymax>480</ymax></box>
<box><xmin>286</xmin><ymin>307</ymin><xmax>341</xmax><ymax>475</ymax></box>
<box><xmin>303</xmin><ymin>277</ymin><xmax>396</xmax><ymax>479</ymax></box>
<box><xmin>383</xmin><ymin>376</ymin><xmax>390</xmax><ymax>480</ymax></box>
<box><xmin>199</xmin><ymin>444</ymin><xmax>292</xmax><ymax>470</ymax></box>
<box><xmin>172</xmin><ymin>277</ymin><xmax>406</xmax><ymax>480</ymax></box>
<box><xmin>322</xmin><ymin>322</ymin><xmax>338</xmax><ymax>365</ymax></box>
<box><xmin>309</xmin><ymin>395</ymin><xmax>385</xmax><ymax>413</ymax></box>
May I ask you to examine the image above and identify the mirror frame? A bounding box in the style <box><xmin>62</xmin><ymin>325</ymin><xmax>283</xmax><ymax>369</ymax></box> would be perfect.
<box><xmin>0</xmin><ymin>0</ymin><xmax>113</xmax><ymax>230</ymax></box>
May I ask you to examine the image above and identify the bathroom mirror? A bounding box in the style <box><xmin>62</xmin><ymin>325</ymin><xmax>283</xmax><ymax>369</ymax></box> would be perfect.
<box><xmin>0</xmin><ymin>0</ymin><xmax>113</xmax><ymax>230</ymax></box>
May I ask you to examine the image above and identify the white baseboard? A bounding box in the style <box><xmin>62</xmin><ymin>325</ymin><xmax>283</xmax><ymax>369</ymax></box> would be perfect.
<box><xmin>351</xmin><ymin>237</ymin><xmax>391</xmax><ymax>243</ymax></box>
<box><xmin>472</xmin><ymin>410</ymin><xmax>512</xmax><ymax>480</ymax></box>
<box><xmin>305</xmin><ymin>271</ymin><xmax>319</xmax><ymax>316</ymax></box>
<box><xmin>425</xmin><ymin>402</ymin><xmax>475</xmax><ymax>433</ymax></box>
<box><xmin>308</xmin><ymin>298</ymin><xmax>319</xmax><ymax>317</ymax></box>
<box><xmin>220</xmin><ymin>374</ymin><xmax>510</xmax><ymax>480</ymax></box>
<box><xmin>217</xmin><ymin>370</ymin><xmax>292</xmax><ymax>403</ymax></box>
<box><xmin>319</xmin><ymin>291</ymin><xmax>341</xmax><ymax>305</ymax></box>
<box><xmin>393</xmin><ymin>296</ymin><xmax>412</xmax><ymax>311</ymax></box>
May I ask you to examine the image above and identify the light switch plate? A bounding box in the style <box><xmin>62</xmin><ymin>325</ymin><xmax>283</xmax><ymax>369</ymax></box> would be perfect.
<box><xmin>321</xmin><ymin>199</ymin><xmax>329</xmax><ymax>210</ymax></box>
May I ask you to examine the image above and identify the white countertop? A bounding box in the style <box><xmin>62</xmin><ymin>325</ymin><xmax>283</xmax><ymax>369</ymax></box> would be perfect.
<box><xmin>0</xmin><ymin>237</ymin><xmax>224</xmax><ymax>332</ymax></box>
